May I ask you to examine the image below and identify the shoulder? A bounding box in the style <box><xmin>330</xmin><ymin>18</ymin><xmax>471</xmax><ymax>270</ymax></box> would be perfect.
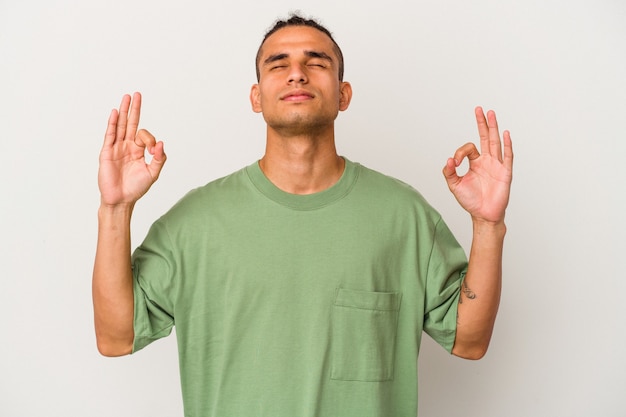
<box><xmin>349</xmin><ymin>160</ymin><xmax>447</xmax><ymax>229</ymax></box>
<box><xmin>158</xmin><ymin>164</ymin><xmax>254</xmax><ymax>222</ymax></box>
<box><xmin>352</xmin><ymin>161</ymin><xmax>434</xmax><ymax>209</ymax></box>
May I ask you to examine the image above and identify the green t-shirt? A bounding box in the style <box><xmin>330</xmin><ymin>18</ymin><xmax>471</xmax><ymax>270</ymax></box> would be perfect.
<box><xmin>131</xmin><ymin>159</ymin><xmax>466</xmax><ymax>417</ymax></box>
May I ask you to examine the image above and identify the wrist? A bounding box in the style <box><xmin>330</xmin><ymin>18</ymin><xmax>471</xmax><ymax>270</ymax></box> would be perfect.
<box><xmin>471</xmin><ymin>217</ymin><xmax>507</xmax><ymax>238</ymax></box>
<box><xmin>98</xmin><ymin>202</ymin><xmax>135</xmax><ymax>220</ymax></box>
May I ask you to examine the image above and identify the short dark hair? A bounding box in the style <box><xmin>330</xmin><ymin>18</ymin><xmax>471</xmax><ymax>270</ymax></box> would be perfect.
<box><xmin>255</xmin><ymin>13</ymin><xmax>344</xmax><ymax>82</ymax></box>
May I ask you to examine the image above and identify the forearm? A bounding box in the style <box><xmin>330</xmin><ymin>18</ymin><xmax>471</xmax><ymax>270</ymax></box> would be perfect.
<box><xmin>92</xmin><ymin>204</ymin><xmax>136</xmax><ymax>357</ymax></box>
<box><xmin>451</xmin><ymin>219</ymin><xmax>506</xmax><ymax>359</ymax></box>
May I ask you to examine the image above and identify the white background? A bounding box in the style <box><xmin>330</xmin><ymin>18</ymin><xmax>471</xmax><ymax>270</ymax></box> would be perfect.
<box><xmin>1</xmin><ymin>0</ymin><xmax>625</xmax><ymax>416</ymax></box>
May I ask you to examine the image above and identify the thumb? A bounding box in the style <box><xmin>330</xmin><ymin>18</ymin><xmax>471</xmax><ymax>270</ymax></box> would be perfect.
<box><xmin>442</xmin><ymin>157</ymin><xmax>460</xmax><ymax>187</ymax></box>
<box><xmin>147</xmin><ymin>141</ymin><xmax>167</xmax><ymax>180</ymax></box>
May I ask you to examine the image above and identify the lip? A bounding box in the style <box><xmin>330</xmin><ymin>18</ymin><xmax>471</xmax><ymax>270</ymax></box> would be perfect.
<box><xmin>281</xmin><ymin>89</ymin><xmax>314</xmax><ymax>102</ymax></box>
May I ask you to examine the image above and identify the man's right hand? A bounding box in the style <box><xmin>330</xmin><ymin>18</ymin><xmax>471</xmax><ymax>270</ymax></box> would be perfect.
<box><xmin>93</xmin><ymin>92</ymin><xmax>165</xmax><ymax>357</ymax></box>
<box><xmin>98</xmin><ymin>92</ymin><xmax>166</xmax><ymax>207</ymax></box>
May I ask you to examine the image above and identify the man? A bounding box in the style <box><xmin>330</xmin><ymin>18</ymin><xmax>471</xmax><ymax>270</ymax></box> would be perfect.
<box><xmin>93</xmin><ymin>14</ymin><xmax>513</xmax><ymax>417</ymax></box>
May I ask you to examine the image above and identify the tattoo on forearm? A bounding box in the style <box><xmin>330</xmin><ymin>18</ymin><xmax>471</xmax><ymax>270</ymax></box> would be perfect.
<box><xmin>460</xmin><ymin>281</ymin><xmax>476</xmax><ymax>303</ymax></box>
<box><xmin>458</xmin><ymin>282</ymin><xmax>477</xmax><ymax>323</ymax></box>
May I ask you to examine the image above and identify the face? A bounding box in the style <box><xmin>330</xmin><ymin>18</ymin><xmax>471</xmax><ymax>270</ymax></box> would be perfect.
<box><xmin>250</xmin><ymin>26</ymin><xmax>352</xmax><ymax>136</ymax></box>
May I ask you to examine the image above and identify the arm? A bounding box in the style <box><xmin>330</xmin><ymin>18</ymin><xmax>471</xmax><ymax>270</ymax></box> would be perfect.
<box><xmin>93</xmin><ymin>92</ymin><xmax>166</xmax><ymax>357</ymax></box>
<box><xmin>442</xmin><ymin>107</ymin><xmax>513</xmax><ymax>359</ymax></box>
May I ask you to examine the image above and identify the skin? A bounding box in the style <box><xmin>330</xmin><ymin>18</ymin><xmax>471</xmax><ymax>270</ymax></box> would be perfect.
<box><xmin>444</xmin><ymin>107</ymin><xmax>513</xmax><ymax>359</ymax></box>
<box><xmin>250</xmin><ymin>26</ymin><xmax>352</xmax><ymax>194</ymax></box>
<box><xmin>93</xmin><ymin>92</ymin><xmax>166</xmax><ymax>356</ymax></box>
<box><xmin>93</xmin><ymin>25</ymin><xmax>513</xmax><ymax>359</ymax></box>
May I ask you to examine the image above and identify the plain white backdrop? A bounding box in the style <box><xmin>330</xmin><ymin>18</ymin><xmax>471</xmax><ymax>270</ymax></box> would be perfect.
<box><xmin>1</xmin><ymin>0</ymin><xmax>624</xmax><ymax>416</ymax></box>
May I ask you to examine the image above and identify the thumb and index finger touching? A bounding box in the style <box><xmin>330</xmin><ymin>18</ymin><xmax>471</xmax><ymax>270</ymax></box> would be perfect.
<box><xmin>102</xmin><ymin>91</ymin><xmax>167</xmax><ymax>163</ymax></box>
<box><xmin>443</xmin><ymin>107</ymin><xmax>514</xmax><ymax>183</ymax></box>
<box><xmin>136</xmin><ymin>128</ymin><xmax>167</xmax><ymax>179</ymax></box>
<box><xmin>442</xmin><ymin>142</ymin><xmax>480</xmax><ymax>186</ymax></box>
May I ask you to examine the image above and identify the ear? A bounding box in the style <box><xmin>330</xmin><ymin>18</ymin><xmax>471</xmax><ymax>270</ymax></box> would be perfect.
<box><xmin>250</xmin><ymin>84</ymin><xmax>262</xmax><ymax>113</ymax></box>
<box><xmin>338</xmin><ymin>82</ymin><xmax>352</xmax><ymax>111</ymax></box>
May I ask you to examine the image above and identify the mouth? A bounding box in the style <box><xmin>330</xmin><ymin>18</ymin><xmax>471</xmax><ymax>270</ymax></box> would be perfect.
<box><xmin>281</xmin><ymin>90</ymin><xmax>314</xmax><ymax>102</ymax></box>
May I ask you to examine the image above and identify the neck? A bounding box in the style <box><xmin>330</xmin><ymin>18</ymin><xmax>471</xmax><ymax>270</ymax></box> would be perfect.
<box><xmin>259</xmin><ymin>126</ymin><xmax>344</xmax><ymax>195</ymax></box>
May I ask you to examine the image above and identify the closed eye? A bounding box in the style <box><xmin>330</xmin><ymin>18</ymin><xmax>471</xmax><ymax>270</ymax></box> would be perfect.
<box><xmin>305</xmin><ymin>51</ymin><xmax>333</xmax><ymax>69</ymax></box>
<box><xmin>264</xmin><ymin>53</ymin><xmax>289</xmax><ymax>70</ymax></box>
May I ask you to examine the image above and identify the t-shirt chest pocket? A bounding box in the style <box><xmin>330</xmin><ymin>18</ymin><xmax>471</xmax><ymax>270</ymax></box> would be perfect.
<box><xmin>331</xmin><ymin>288</ymin><xmax>402</xmax><ymax>382</ymax></box>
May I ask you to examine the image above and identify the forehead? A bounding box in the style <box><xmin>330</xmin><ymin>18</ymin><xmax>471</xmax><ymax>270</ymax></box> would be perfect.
<box><xmin>260</xmin><ymin>26</ymin><xmax>337</xmax><ymax>59</ymax></box>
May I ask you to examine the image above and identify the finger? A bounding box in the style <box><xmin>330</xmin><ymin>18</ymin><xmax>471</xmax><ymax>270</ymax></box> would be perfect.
<box><xmin>147</xmin><ymin>141</ymin><xmax>167</xmax><ymax>180</ymax></box>
<box><xmin>136</xmin><ymin>129</ymin><xmax>167</xmax><ymax>180</ymax></box>
<box><xmin>486</xmin><ymin>110</ymin><xmax>503</xmax><ymax>161</ymax></box>
<box><xmin>475</xmin><ymin>106</ymin><xmax>490</xmax><ymax>156</ymax></box>
<box><xmin>125</xmin><ymin>92</ymin><xmax>142</xmax><ymax>142</ymax></box>
<box><xmin>116</xmin><ymin>94</ymin><xmax>131</xmax><ymax>143</ymax></box>
<box><xmin>454</xmin><ymin>142</ymin><xmax>480</xmax><ymax>164</ymax></box>
<box><xmin>503</xmin><ymin>130</ymin><xmax>514</xmax><ymax>170</ymax></box>
<box><xmin>135</xmin><ymin>128</ymin><xmax>156</xmax><ymax>149</ymax></box>
<box><xmin>442</xmin><ymin>157</ymin><xmax>460</xmax><ymax>187</ymax></box>
<box><xmin>103</xmin><ymin>109</ymin><xmax>119</xmax><ymax>147</ymax></box>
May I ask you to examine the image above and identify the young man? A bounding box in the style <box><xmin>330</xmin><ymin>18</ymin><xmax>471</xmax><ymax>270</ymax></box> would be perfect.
<box><xmin>93</xmin><ymin>14</ymin><xmax>513</xmax><ymax>417</ymax></box>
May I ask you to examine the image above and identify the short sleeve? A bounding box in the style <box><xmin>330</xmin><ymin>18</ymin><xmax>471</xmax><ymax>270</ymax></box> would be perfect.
<box><xmin>423</xmin><ymin>217</ymin><xmax>467</xmax><ymax>353</ymax></box>
<box><xmin>131</xmin><ymin>220</ymin><xmax>176</xmax><ymax>353</ymax></box>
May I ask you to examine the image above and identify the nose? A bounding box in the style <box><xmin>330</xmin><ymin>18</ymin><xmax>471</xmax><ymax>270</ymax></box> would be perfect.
<box><xmin>288</xmin><ymin>63</ymin><xmax>308</xmax><ymax>84</ymax></box>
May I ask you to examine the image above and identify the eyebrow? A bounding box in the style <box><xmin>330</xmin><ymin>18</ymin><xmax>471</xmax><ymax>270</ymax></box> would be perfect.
<box><xmin>304</xmin><ymin>50</ymin><xmax>333</xmax><ymax>63</ymax></box>
<box><xmin>263</xmin><ymin>53</ymin><xmax>289</xmax><ymax>65</ymax></box>
<box><xmin>263</xmin><ymin>50</ymin><xmax>334</xmax><ymax>66</ymax></box>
